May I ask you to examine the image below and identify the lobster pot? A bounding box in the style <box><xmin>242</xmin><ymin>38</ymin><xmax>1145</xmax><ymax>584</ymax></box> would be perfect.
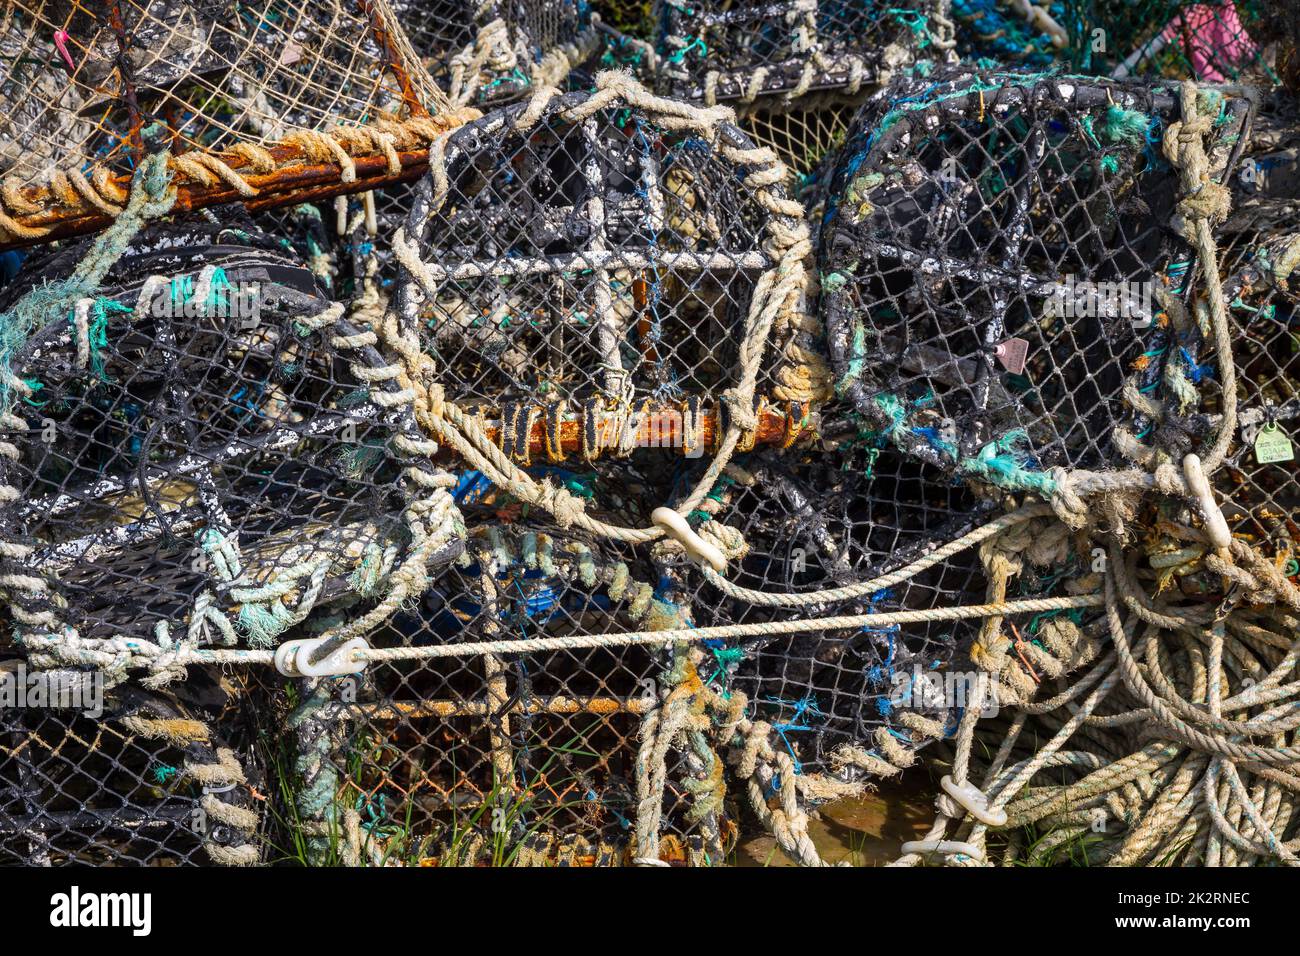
<box><xmin>0</xmin><ymin>680</ymin><xmax>262</xmax><ymax>865</ymax></box>
<box><xmin>0</xmin><ymin>223</ymin><xmax>454</xmax><ymax>678</ymax></box>
<box><xmin>1212</xmin><ymin>236</ymin><xmax>1299</xmax><ymax>576</ymax></box>
<box><xmin>398</xmin><ymin>0</ymin><xmax>592</xmax><ymax>105</ymax></box>
<box><xmin>393</xmin><ymin>80</ymin><xmax>819</xmax><ymax>475</ymax></box>
<box><xmin>653</xmin><ymin>0</ymin><xmax>954</xmax><ymax>179</ymax></box>
<box><xmin>675</xmin><ymin>440</ymin><xmax>989</xmax><ymax>782</ymax></box>
<box><xmin>0</xmin><ymin>1</ymin><xmax>470</xmax><ymax>249</ymax></box>
<box><xmin>655</xmin><ymin>0</ymin><xmax>951</xmax><ymax>104</ymax></box>
<box><xmin>278</xmin><ymin>518</ymin><xmax>734</xmax><ymax>866</ymax></box>
<box><xmin>820</xmin><ymin>70</ymin><xmax>1248</xmax><ymax>486</ymax></box>
<box><xmin>1061</xmin><ymin>0</ymin><xmax>1276</xmax><ymax>83</ymax></box>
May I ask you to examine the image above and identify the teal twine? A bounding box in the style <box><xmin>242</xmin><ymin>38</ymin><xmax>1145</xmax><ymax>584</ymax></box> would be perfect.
<box><xmin>956</xmin><ymin>430</ymin><xmax>1056</xmax><ymax>496</ymax></box>
<box><xmin>348</xmin><ymin>542</ymin><xmax>387</xmax><ymax>597</ymax></box>
<box><xmin>872</xmin><ymin>392</ymin><xmax>911</xmax><ymax>443</ymax></box>
<box><xmin>0</xmin><ymin>141</ymin><xmax>175</xmax><ymax>410</ymax></box>
<box><xmin>834</xmin><ymin>319</ymin><xmax>869</xmax><ymax>395</ymax></box>
<box><xmin>1101</xmin><ymin>105</ymin><xmax>1152</xmax><ymax>147</ymax></box>
<box><xmin>71</xmin><ymin>298</ymin><xmax>131</xmax><ymax>382</ymax></box>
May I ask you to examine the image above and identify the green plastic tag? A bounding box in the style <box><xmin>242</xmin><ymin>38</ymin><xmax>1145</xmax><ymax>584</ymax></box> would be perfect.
<box><xmin>1255</xmin><ymin>424</ymin><xmax>1295</xmax><ymax>464</ymax></box>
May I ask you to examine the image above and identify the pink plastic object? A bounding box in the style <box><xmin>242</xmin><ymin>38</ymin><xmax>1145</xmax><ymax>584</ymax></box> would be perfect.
<box><xmin>53</xmin><ymin>28</ymin><xmax>76</xmax><ymax>75</ymax></box>
<box><xmin>1159</xmin><ymin>3</ymin><xmax>1257</xmax><ymax>82</ymax></box>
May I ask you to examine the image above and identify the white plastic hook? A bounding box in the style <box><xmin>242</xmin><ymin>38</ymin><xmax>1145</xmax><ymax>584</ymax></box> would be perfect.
<box><xmin>1182</xmin><ymin>453</ymin><xmax>1233</xmax><ymax>552</ymax></box>
<box><xmin>940</xmin><ymin>775</ymin><xmax>1008</xmax><ymax>827</ymax></box>
<box><xmin>273</xmin><ymin>639</ymin><xmax>307</xmax><ymax>677</ymax></box>
<box><xmin>900</xmin><ymin>839</ymin><xmax>984</xmax><ymax>861</ymax></box>
<box><xmin>650</xmin><ymin>507</ymin><xmax>727</xmax><ymax>573</ymax></box>
<box><xmin>274</xmin><ymin>637</ymin><xmax>369</xmax><ymax>678</ymax></box>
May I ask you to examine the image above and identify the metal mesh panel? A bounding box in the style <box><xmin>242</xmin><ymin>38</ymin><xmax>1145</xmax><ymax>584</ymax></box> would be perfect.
<box><xmin>820</xmin><ymin>70</ymin><xmax>1248</xmax><ymax>482</ymax></box>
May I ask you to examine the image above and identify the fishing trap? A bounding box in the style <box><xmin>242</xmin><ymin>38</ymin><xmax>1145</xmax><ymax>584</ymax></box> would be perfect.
<box><xmin>0</xmin><ymin>220</ymin><xmax>462</xmax><ymax>686</ymax></box>
<box><xmin>392</xmin><ymin>74</ymin><xmax>823</xmax><ymax>509</ymax></box>
<box><xmin>0</xmin><ymin>0</ymin><xmax>476</xmax><ymax>250</ymax></box>
<box><xmin>819</xmin><ymin>69</ymin><xmax>1250</xmax><ymax>490</ymax></box>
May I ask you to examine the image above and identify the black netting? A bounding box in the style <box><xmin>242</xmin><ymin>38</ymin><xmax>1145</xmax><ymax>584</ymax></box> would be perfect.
<box><xmin>654</xmin><ymin>0</ymin><xmax>951</xmax><ymax>103</ymax></box>
<box><xmin>0</xmin><ymin>681</ymin><xmax>261</xmax><ymax>865</ymax></box>
<box><xmin>687</xmin><ymin>437</ymin><xmax>990</xmax><ymax>777</ymax></box>
<box><xmin>0</xmin><ymin>219</ymin><xmax>455</xmax><ymax>658</ymax></box>
<box><xmin>820</xmin><ymin>70</ymin><xmax>1247</xmax><ymax>482</ymax></box>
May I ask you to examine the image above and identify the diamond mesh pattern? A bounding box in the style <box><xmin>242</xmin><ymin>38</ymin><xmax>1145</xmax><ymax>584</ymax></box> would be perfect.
<box><xmin>2</xmin><ymin>0</ymin><xmax>446</xmax><ymax>185</ymax></box>
<box><xmin>655</xmin><ymin>0</ymin><xmax>950</xmax><ymax>102</ymax></box>
<box><xmin>820</xmin><ymin>70</ymin><xmax>1248</xmax><ymax>479</ymax></box>
<box><xmin>1215</xmin><ymin>235</ymin><xmax>1299</xmax><ymax>567</ymax></box>
<box><xmin>0</xmin><ymin>221</ymin><xmax>443</xmax><ymax>652</ymax></box>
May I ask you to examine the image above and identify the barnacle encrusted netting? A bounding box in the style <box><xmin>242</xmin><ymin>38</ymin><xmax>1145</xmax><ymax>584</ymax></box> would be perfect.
<box><xmin>0</xmin><ymin>681</ymin><xmax>263</xmax><ymax>865</ymax></box>
<box><xmin>0</xmin><ymin>213</ymin><xmax>462</xmax><ymax>689</ymax></box>
<box><xmin>650</xmin><ymin>0</ymin><xmax>958</xmax><ymax>183</ymax></box>
<box><xmin>820</xmin><ymin>70</ymin><xmax>1248</xmax><ymax>490</ymax></box>
<box><xmin>0</xmin><ymin>0</ymin><xmax>475</xmax><ymax>250</ymax></box>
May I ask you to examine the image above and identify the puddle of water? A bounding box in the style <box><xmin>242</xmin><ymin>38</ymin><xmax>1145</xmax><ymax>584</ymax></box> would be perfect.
<box><xmin>734</xmin><ymin>773</ymin><xmax>936</xmax><ymax>866</ymax></box>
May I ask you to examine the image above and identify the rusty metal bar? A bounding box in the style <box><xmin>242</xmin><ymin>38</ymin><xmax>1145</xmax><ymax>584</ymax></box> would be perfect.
<box><xmin>0</xmin><ymin>111</ymin><xmax>477</xmax><ymax>251</ymax></box>
<box><xmin>468</xmin><ymin>401</ymin><xmax>812</xmax><ymax>460</ymax></box>
<box><xmin>351</xmin><ymin>695</ymin><xmax>651</xmax><ymax>721</ymax></box>
<box><xmin>357</xmin><ymin>0</ymin><xmax>430</xmax><ymax>118</ymax></box>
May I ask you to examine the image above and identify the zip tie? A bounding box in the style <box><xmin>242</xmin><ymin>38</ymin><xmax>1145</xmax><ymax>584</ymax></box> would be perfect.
<box><xmin>900</xmin><ymin>839</ymin><xmax>984</xmax><ymax>861</ymax></box>
<box><xmin>274</xmin><ymin>636</ymin><xmax>369</xmax><ymax>678</ymax></box>
<box><xmin>650</xmin><ymin>506</ymin><xmax>727</xmax><ymax>572</ymax></box>
<box><xmin>1182</xmin><ymin>453</ymin><xmax>1232</xmax><ymax>552</ymax></box>
<box><xmin>940</xmin><ymin>775</ymin><xmax>1008</xmax><ymax>827</ymax></box>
